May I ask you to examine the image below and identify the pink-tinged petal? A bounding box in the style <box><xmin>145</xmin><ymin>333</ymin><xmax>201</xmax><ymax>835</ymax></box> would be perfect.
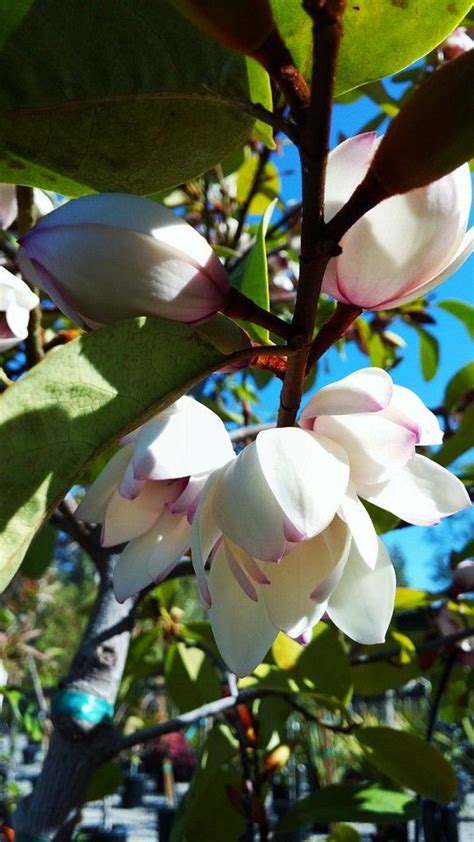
<box><xmin>208</xmin><ymin>543</ymin><xmax>278</xmax><ymax>677</ymax></box>
<box><xmin>333</xmin><ymin>163</ymin><xmax>472</xmax><ymax>310</ymax></box>
<box><xmin>261</xmin><ymin>516</ymin><xmax>351</xmax><ymax>635</ymax></box>
<box><xmin>224</xmin><ymin>541</ymin><xmax>259</xmax><ymax>602</ymax></box>
<box><xmin>380</xmin><ymin>385</ymin><xmax>443</xmax><ymax>446</ymax></box>
<box><xmin>191</xmin><ymin>466</ymin><xmax>227</xmax><ymax>607</ymax></box>
<box><xmin>214</xmin><ymin>429</ymin><xmax>349</xmax><ymax>562</ymax></box>
<box><xmin>168</xmin><ymin>473</ymin><xmax>209</xmax><ymax>523</ymax></box>
<box><xmin>76</xmin><ymin>445</ymin><xmax>133</xmax><ymax>524</ymax></box>
<box><xmin>16</xmin><ymin>250</ymin><xmax>86</xmax><ymax>326</ymax></box>
<box><xmin>327</xmin><ymin>539</ymin><xmax>396</xmax><ymax>644</ymax></box>
<box><xmin>225</xmin><ymin>540</ymin><xmax>270</xmax><ymax>585</ymax></box>
<box><xmin>299</xmin><ymin>368</ymin><xmax>393</xmax><ymax>426</ymax></box>
<box><xmin>132</xmin><ymin>396</ymin><xmax>234</xmax><ymax>481</ymax></box>
<box><xmin>325</xmin><ymin>133</ymin><xmax>377</xmax><ymax>223</ymax></box>
<box><xmin>113</xmin><ymin>512</ymin><xmax>191</xmax><ymax>602</ymax></box>
<box><xmin>313</xmin><ymin>414</ymin><xmax>417</xmax><ymax>486</ymax></box>
<box><xmin>387</xmin><ymin>225</ymin><xmax>474</xmax><ymax>309</ymax></box>
<box><xmin>338</xmin><ymin>484</ymin><xmax>379</xmax><ymax>569</ymax></box>
<box><xmin>118</xmin><ymin>457</ymin><xmax>146</xmax><ymax>500</ymax></box>
<box><xmin>358</xmin><ymin>454</ymin><xmax>471</xmax><ymax>526</ymax></box>
<box><xmin>101</xmin><ymin>480</ymin><xmax>176</xmax><ymax>547</ymax></box>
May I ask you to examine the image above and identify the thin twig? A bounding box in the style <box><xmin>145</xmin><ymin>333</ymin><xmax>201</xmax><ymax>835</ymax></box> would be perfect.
<box><xmin>16</xmin><ymin>186</ymin><xmax>44</xmax><ymax>368</ymax></box>
<box><xmin>230</xmin><ymin>145</ymin><xmax>272</xmax><ymax>252</ymax></box>
<box><xmin>351</xmin><ymin>627</ymin><xmax>474</xmax><ymax>666</ymax></box>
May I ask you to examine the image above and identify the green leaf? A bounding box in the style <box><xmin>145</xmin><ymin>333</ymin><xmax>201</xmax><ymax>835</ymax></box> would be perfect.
<box><xmin>414</xmin><ymin>326</ymin><xmax>439</xmax><ymax>381</ymax></box>
<box><xmin>356</xmin><ymin>727</ymin><xmax>457</xmax><ymax>804</ymax></box>
<box><xmin>236</xmin><ymin>157</ymin><xmax>280</xmax><ymax>215</ymax></box>
<box><xmin>435</xmin><ymin>403</ymin><xmax>474</xmax><ymax>467</ymax></box>
<box><xmin>438</xmin><ymin>300</ymin><xmax>474</xmax><ymax>340</ymax></box>
<box><xmin>277</xmin><ymin>783</ymin><xmax>418</xmax><ymax>832</ymax></box>
<box><xmin>327</xmin><ymin>825</ymin><xmax>361</xmax><ymax>842</ymax></box>
<box><xmin>85</xmin><ymin>762</ymin><xmax>123</xmax><ymax>803</ymax></box>
<box><xmin>363</xmin><ymin>501</ymin><xmax>399</xmax><ymax>535</ymax></box>
<box><xmin>292</xmin><ymin>623</ymin><xmax>352</xmax><ymax>703</ymax></box>
<box><xmin>164</xmin><ymin>642</ymin><xmax>221</xmax><ymax>713</ymax></box>
<box><xmin>20</xmin><ymin>524</ymin><xmax>56</xmax><ymax>579</ymax></box>
<box><xmin>444</xmin><ymin>362</ymin><xmax>474</xmax><ymax>411</ymax></box>
<box><xmin>0</xmin><ymin>1</ymin><xmax>271</xmax><ymax>195</ymax></box>
<box><xmin>394</xmin><ymin>588</ymin><xmax>435</xmax><ymax>610</ymax></box>
<box><xmin>271</xmin><ymin>0</ymin><xmax>472</xmax><ymax>94</ymax></box>
<box><xmin>239</xmin><ymin>198</ymin><xmax>277</xmax><ymax>342</ymax></box>
<box><xmin>0</xmin><ymin>318</ymin><xmax>225</xmax><ymax>591</ymax></box>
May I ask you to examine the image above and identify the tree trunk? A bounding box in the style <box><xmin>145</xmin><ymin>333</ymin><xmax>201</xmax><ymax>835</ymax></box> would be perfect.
<box><xmin>13</xmin><ymin>556</ymin><xmax>135</xmax><ymax>841</ymax></box>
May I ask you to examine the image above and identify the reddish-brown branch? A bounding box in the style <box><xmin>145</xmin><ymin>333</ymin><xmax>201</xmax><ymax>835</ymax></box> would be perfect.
<box><xmin>306</xmin><ymin>302</ymin><xmax>362</xmax><ymax>372</ymax></box>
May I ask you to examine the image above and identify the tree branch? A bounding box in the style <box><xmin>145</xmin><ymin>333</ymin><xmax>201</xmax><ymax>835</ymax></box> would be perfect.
<box><xmin>16</xmin><ymin>186</ymin><xmax>44</xmax><ymax>368</ymax></box>
<box><xmin>277</xmin><ymin>0</ymin><xmax>346</xmax><ymax>427</ymax></box>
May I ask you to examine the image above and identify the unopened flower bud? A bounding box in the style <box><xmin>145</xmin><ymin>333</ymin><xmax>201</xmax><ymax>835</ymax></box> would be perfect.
<box><xmin>17</xmin><ymin>193</ymin><xmax>231</xmax><ymax>329</ymax></box>
<box><xmin>451</xmin><ymin>559</ymin><xmax>474</xmax><ymax>596</ymax></box>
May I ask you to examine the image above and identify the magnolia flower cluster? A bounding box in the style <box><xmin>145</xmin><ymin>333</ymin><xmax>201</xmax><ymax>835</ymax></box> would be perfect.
<box><xmin>17</xmin><ymin>133</ymin><xmax>473</xmax><ymax>329</ymax></box>
<box><xmin>78</xmin><ymin>373</ymin><xmax>470</xmax><ymax>676</ymax></box>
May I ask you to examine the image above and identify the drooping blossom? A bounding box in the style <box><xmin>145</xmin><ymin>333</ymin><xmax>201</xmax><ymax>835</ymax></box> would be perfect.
<box><xmin>17</xmin><ymin>193</ymin><xmax>231</xmax><ymax>329</ymax></box>
<box><xmin>322</xmin><ymin>133</ymin><xmax>473</xmax><ymax>309</ymax></box>
<box><xmin>300</xmin><ymin>368</ymin><xmax>470</xmax><ymax>567</ymax></box>
<box><xmin>77</xmin><ymin>396</ymin><xmax>234</xmax><ymax>602</ymax></box>
<box><xmin>0</xmin><ymin>267</ymin><xmax>39</xmax><ymax>352</ymax></box>
<box><xmin>438</xmin><ymin>27</ymin><xmax>473</xmax><ymax>62</ymax></box>
<box><xmin>190</xmin><ymin>425</ymin><xmax>398</xmax><ymax>675</ymax></box>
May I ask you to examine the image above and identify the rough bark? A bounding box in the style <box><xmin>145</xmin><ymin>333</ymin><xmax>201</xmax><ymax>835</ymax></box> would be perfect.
<box><xmin>13</xmin><ymin>556</ymin><xmax>135</xmax><ymax>842</ymax></box>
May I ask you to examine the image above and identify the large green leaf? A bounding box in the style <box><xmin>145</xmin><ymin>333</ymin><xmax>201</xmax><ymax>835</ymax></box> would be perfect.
<box><xmin>0</xmin><ymin>318</ymin><xmax>226</xmax><ymax>591</ymax></box>
<box><xmin>277</xmin><ymin>783</ymin><xmax>418</xmax><ymax>832</ymax></box>
<box><xmin>356</xmin><ymin>727</ymin><xmax>457</xmax><ymax>804</ymax></box>
<box><xmin>435</xmin><ymin>403</ymin><xmax>474</xmax><ymax>467</ymax></box>
<box><xmin>438</xmin><ymin>300</ymin><xmax>474</xmax><ymax>340</ymax></box>
<box><xmin>239</xmin><ymin>198</ymin><xmax>277</xmax><ymax>343</ymax></box>
<box><xmin>292</xmin><ymin>623</ymin><xmax>352</xmax><ymax>703</ymax></box>
<box><xmin>271</xmin><ymin>0</ymin><xmax>472</xmax><ymax>94</ymax></box>
<box><xmin>164</xmin><ymin>642</ymin><xmax>221</xmax><ymax>713</ymax></box>
<box><xmin>0</xmin><ymin>1</ymin><xmax>271</xmax><ymax>195</ymax></box>
<box><xmin>444</xmin><ymin>362</ymin><xmax>474</xmax><ymax>411</ymax></box>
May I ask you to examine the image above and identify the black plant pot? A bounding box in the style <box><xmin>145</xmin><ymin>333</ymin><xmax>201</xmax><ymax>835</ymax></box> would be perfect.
<box><xmin>85</xmin><ymin>824</ymin><xmax>128</xmax><ymax>842</ymax></box>
<box><xmin>157</xmin><ymin>804</ymin><xmax>177</xmax><ymax>842</ymax></box>
<box><xmin>22</xmin><ymin>744</ymin><xmax>41</xmax><ymax>765</ymax></box>
<box><xmin>121</xmin><ymin>772</ymin><xmax>146</xmax><ymax>809</ymax></box>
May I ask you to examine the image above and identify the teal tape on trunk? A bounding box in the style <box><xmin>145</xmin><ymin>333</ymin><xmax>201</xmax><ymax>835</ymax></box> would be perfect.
<box><xmin>51</xmin><ymin>690</ymin><xmax>114</xmax><ymax>724</ymax></box>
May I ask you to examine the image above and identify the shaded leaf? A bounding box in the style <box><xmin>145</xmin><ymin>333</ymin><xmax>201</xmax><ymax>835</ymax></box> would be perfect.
<box><xmin>0</xmin><ymin>318</ymin><xmax>225</xmax><ymax>591</ymax></box>
<box><xmin>414</xmin><ymin>326</ymin><xmax>439</xmax><ymax>381</ymax></box>
<box><xmin>0</xmin><ymin>1</ymin><xmax>271</xmax><ymax>195</ymax></box>
<box><xmin>292</xmin><ymin>623</ymin><xmax>352</xmax><ymax>703</ymax></box>
<box><xmin>239</xmin><ymin>198</ymin><xmax>277</xmax><ymax>342</ymax></box>
<box><xmin>85</xmin><ymin>762</ymin><xmax>123</xmax><ymax>803</ymax></box>
<box><xmin>164</xmin><ymin>642</ymin><xmax>221</xmax><ymax>713</ymax></box>
<box><xmin>277</xmin><ymin>783</ymin><xmax>418</xmax><ymax>832</ymax></box>
<box><xmin>444</xmin><ymin>362</ymin><xmax>474</xmax><ymax>411</ymax></box>
<box><xmin>356</xmin><ymin>727</ymin><xmax>457</xmax><ymax>804</ymax></box>
<box><xmin>436</xmin><ymin>404</ymin><xmax>474</xmax><ymax>467</ymax></box>
<box><xmin>20</xmin><ymin>525</ymin><xmax>56</xmax><ymax>579</ymax></box>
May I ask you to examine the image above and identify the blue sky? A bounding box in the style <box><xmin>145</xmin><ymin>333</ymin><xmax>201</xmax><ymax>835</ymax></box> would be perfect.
<box><xmin>259</xmin><ymin>93</ymin><xmax>474</xmax><ymax>589</ymax></box>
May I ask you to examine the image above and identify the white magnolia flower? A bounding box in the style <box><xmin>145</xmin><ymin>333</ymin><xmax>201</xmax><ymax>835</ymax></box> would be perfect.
<box><xmin>0</xmin><ymin>267</ymin><xmax>39</xmax><ymax>352</ymax></box>
<box><xmin>300</xmin><ymin>368</ymin><xmax>470</xmax><ymax>568</ymax></box>
<box><xmin>323</xmin><ymin>133</ymin><xmax>473</xmax><ymax>309</ymax></box>
<box><xmin>17</xmin><ymin>193</ymin><xmax>231</xmax><ymax>329</ymax></box>
<box><xmin>77</xmin><ymin>397</ymin><xmax>234</xmax><ymax>602</ymax></box>
<box><xmin>193</xmin><ymin>463</ymin><xmax>395</xmax><ymax>675</ymax></box>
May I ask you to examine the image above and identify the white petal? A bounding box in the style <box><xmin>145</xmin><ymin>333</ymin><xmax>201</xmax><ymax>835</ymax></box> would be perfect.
<box><xmin>118</xmin><ymin>456</ymin><xmax>146</xmax><ymax>500</ymax></box>
<box><xmin>113</xmin><ymin>512</ymin><xmax>191</xmax><ymax>602</ymax></box>
<box><xmin>388</xmin><ymin>225</ymin><xmax>474</xmax><ymax>309</ymax></box>
<box><xmin>208</xmin><ymin>543</ymin><xmax>277</xmax><ymax>676</ymax></box>
<box><xmin>339</xmin><ymin>484</ymin><xmax>379</xmax><ymax>569</ymax></box>
<box><xmin>325</xmin><ymin>133</ymin><xmax>377</xmax><ymax>223</ymax></box>
<box><xmin>327</xmin><ymin>539</ymin><xmax>396</xmax><ymax>644</ymax></box>
<box><xmin>133</xmin><ymin>396</ymin><xmax>234</xmax><ymax>480</ymax></box>
<box><xmin>215</xmin><ymin>429</ymin><xmax>349</xmax><ymax>561</ymax></box>
<box><xmin>102</xmin><ymin>480</ymin><xmax>175</xmax><ymax>547</ymax></box>
<box><xmin>261</xmin><ymin>516</ymin><xmax>351</xmax><ymax>635</ymax></box>
<box><xmin>358</xmin><ymin>454</ymin><xmax>471</xmax><ymax>526</ymax></box>
<box><xmin>0</xmin><ymin>266</ymin><xmax>39</xmax><ymax>309</ymax></box>
<box><xmin>76</xmin><ymin>445</ymin><xmax>133</xmax><ymax>523</ymax></box>
<box><xmin>314</xmin><ymin>414</ymin><xmax>417</xmax><ymax>486</ymax></box>
<box><xmin>191</xmin><ymin>466</ymin><xmax>227</xmax><ymax>606</ymax></box>
<box><xmin>381</xmin><ymin>384</ymin><xmax>443</xmax><ymax>446</ymax></box>
<box><xmin>299</xmin><ymin>368</ymin><xmax>393</xmax><ymax>426</ymax></box>
<box><xmin>5</xmin><ymin>300</ymin><xmax>29</xmax><ymax>340</ymax></box>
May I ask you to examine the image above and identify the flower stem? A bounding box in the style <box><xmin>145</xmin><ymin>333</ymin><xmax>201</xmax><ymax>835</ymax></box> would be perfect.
<box><xmin>222</xmin><ymin>286</ymin><xmax>293</xmax><ymax>341</ymax></box>
<box><xmin>16</xmin><ymin>185</ymin><xmax>44</xmax><ymax>368</ymax></box>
